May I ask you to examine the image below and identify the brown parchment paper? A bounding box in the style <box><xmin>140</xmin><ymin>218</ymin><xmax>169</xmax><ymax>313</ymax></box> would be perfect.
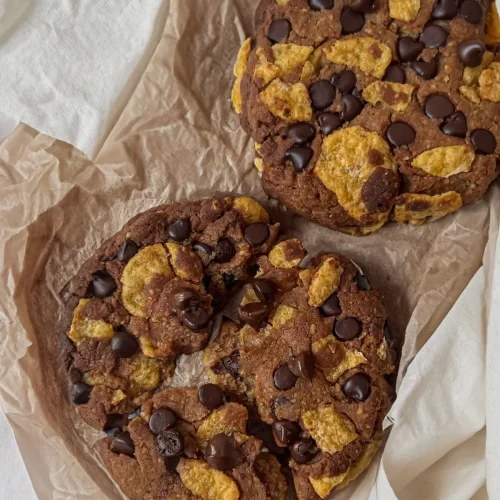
<box><xmin>0</xmin><ymin>1</ymin><xmax>498</xmax><ymax>499</ymax></box>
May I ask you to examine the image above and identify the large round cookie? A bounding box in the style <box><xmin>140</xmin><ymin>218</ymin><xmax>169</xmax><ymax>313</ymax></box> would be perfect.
<box><xmin>232</xmin><ymin>0</ymin><xmax>500</xmax><ymax>235</ymax></box>
<box><xmin>59</xmin><ymin>196</ymin><xmax>396</xmax><ymax>500</ymax></box>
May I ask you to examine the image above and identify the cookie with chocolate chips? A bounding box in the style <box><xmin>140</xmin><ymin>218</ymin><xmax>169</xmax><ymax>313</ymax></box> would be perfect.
<box><xmin>233</xmin><ymin>0</ymin><xmax>500</xmax><ymax>234</ymax></box>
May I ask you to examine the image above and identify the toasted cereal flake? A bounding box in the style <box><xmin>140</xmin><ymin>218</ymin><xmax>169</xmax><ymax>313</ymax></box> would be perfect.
<box><xmin>486</xmin><ymin>3</ymin><xmax>500</xmax><ymax>45</ymax></box>
<box><xmin>309</xmin><ymin>472</ymin><xmax>349</xmax><ymax>498</ymax></box>
<box><xmin>459</xmin><ymin>85</ymin><xmax>480</xmax><ymax>104</ymax></box>
<box><xmin>67</xmin><ymin>299</ymin><xmax>114</xmax><ymax>344</ymax></box>
<box><xmin>254</xmin><ymin>454</ymin><xmax>288</xmax><ymax>500</ymax></box>
<box><xmin>254</xmin><ymin>157</ymin><xmax>264</xmax><ymax>172</ymax></box>
<box><xmin>129</xmin><ymin>357</ymin><xmax>161</xmax><ymax>397</ymax></box>
<box><xmin>121</xmin><ymin>244</ymin><xmax>173</xmax><ymax>318</ymax></box>
<box><xmin>178</xmin><ymin>459</ymin><xmax>240</xmax><ymax>500</ymax></box>
<box><xmin>314</xmin><ymin>126</ymin><xmax>396</xmax><ymax>221</ymax></box>
<box><xmin>111</xmin><ymin>389</ymin><xmax>126</xmax><ymax>405</ymax></box>
<box><xmin>325</xmin><ymin>350</ymin><xmax>367</xmax><ymax>383</ymax></box>
<box><xmin>389</xmin><ymin>0</ymin><xmax>420</xmax><ymax>21</ymax></box>
<box><xmin>233</xmin><ymin>197</ymin><xmax>270</xmax><ymax>224</ymax></box>
<box><xmin>462</xmin><ymin>51</ymin><xmax>494</xmax><ymax>85</ymax></box>
<box><xmin>337</xmin><ymin>440</ymin><xmax>381</xmax><ymax>489</ymax></box>
<box><xmin>196</xmin><ymin>403</ymin><xmax>248</xmax><ymax>442</ymax></box>
<box><xmin>166</xmin><ymin>243</ymin><xmax>203</xmax><ymax>282</ymax></box>
<box><xmin>479</xmin><ymin>62</ymin><xmax>500</xmax><ymax>102</ymax></box>
<box><xmin>270</xmin><ymin>304</ymin><xmax>298</xmax><ymax>328</ymax></box>
<box><xmin>393</xmin><ymin>192</ymin><xmax>462</xmax><ymax>226</ymax></box>
<box><xmin>232</xmin><ymin>38</ymin><xmax>252</xmax><ymax>114</ymax></box>
<box><xmin>337</xmin><ymin>216</ymin><xmax>389</xmax><ymax>236</ymax></box>
<box><xmin>302</xmin><ymin>406</ymin><xmax>358</xmax><ymax>454</ymax></box>
<box><xmin>411</xmin><ymin>146</ymin><xmax>474</xmax><ymax>177</ymax></box>
<box><xmin>272</xmin><ymin>43</ymin><xmax>314</xmax><ymax>75</ymax></box>
<box><xmin>254</xmin><ymin>48</ymin><xmax>281</xmax><ymax>86</ymax></box>
<box><xmin>362</xmin><ymin>81</ymin><xmax>414</xmax><ymax>112</ymax></box>
<box><xmin>258</xmin><ymin>79</ymin><xmax>313</xmax><ymax>122</ymax></box>
<box><xmin>324</xmin><ymin>38</ymin><xmax>392</xmax><ymax>79</ymax></box>
<box><xmin>268</xmin><ymin>239</ymin><xmax>307</xmax><ymax>268</ymax></box>
<box><xmin>308</xmin><ymin>258</ymin><xmax>344</xmax><ymax>307</ymax></box>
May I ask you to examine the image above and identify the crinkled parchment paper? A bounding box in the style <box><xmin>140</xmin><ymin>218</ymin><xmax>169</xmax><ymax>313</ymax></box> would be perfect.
<box><xmin>0</xmin><ymin>1</ymin><xmax>498</xmax><ymax>499</ymax></box>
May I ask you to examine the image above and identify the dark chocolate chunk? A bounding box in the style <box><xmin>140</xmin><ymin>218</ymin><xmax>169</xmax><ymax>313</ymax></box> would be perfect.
<box><xmin>173</xmin><ymin>288</ymin><xmax>200</xmax><ymax>313</ymax></box>
<box><xmin>334</xmin><ymin>317</ymin><xmax>362</xmax><ymax>341</ymax></box>
<box><xmin>215</xmin><ymin>238</ymin><xmax>236</xmax><ymax>263</ymax></box>
<box><xmin>71</xmin><ymin>382</ymin><xmax>92</xmax><ymax>405</ymax></box>
<box><xmin>341</xmin><ymin>94</ymin><xmax>363</xmax><ymax>121</ymax></box>
<box><xmin>319</xmin><ymin>293</ymin><xmax>342</xmax><ymax>317</ymax></box>
<box><xmin>384</xmin><ymin>320</ymin><xmax>395</xmax><ymax>345</ymax></box>
<box><xmin>180</xmin><ymin>302</ymin><xmax>209</xmax><ymax>331</ymax></box>
<box><xmin>89</xmin><ymin>271</ymin><xmax>117</xmax><ymax>299</ymax></box>
<box><xmin>274</xmin><ymin>365</ymin><xmax>298</xmax><ymax>391</ymax></box>
<box><xmin>244</xmin><ymin>223</ymin><xmax>270</xmax><ymax>246</ymax></box>
<box><xmin>332</xmin><ymin>70</ymin><xmax>357</xmax><ymax>94</ymax></box>
<box><xmin>309</xmin><ymin>80</ymin><xmax>336</xmax><ymax>110</ymax></box>
<box><xmin>383</xmin><ymin>64</ymin><xmax>406</xmax><ymax>84</ymax></box>
<box><xmin>198</xmin><ymin>384</ymin><xmax>225</xmax><ymax>409</ymax></box>
<box><xmin>272</xmin><ymin>420</ymin><xmax>301</xmax><ymax>446</ymax></box>
<box><xmin>287</xmin><ymin>123</ymin><xmax>316</xmax><ymax>145</ymax></box>
<box><xmin>117</xmin><ymin>239</ymin><xmax>139</xmax><ymax>262</ymax></box>
<box><xmin>386</xmin><ymin>122</ymin><xmax>416</xmax><ymax>147</ymax></box>
<box><xmin>104</xmin><ymin>414</ymin><xmax>127</xmax><ymax>431</ymax></box>
<box><xmin>349</xmin><ymin>0</ymin><xmax>377</xmax><ymax>12</ymax></box>
<box><xmin>252</xmin><ymin>278</ymin><xmax>276</xmax><ymax>303</ymax></box>
<box><xmin>268</xmin><ymin>19</ymin><xmax>291</xmax><ymax>43</ymax></box>
<box><xmin>398</xmin><ymin>37</ymin><xmax>424</xmax><ymax>62</ymax></box>
<box><xmin>318</xmin><ymin>112</ymin><xmax>342</xmax><ymax>136</ymax></box>
<box><xmin>111</xmin><ymin>432</ymin><xmax>135</xmax><ymax>457</ymax></box>
<box><xmin>285</xmin><ymin>147</ymin><xmax>314</xmax><ymax>172</ymax></box>
<box><xmin>205</xmin><ymin>433</ymin><xmax>244</xmax><ymax>470</ymax></box>
<box><xmin>238</xmin><ymin>302</ymin><xmax>269</xmax><ymax>329</ymax></box>
<box><xmin>343</xmin><ymin>373</ymin><xmax>372</xmax><ymax>401</ymax></box>
<box><xmin>458</xmin><ymin>39</ymin><xmax>486</xmax><ymax>67</ymax></box>
<box><xmin>247</xmin><ymin>419</ymin><xmax>285</xmax><ymax>455</ymax></box>
<box><xmin>309</xmin><ymin>0</ymin><xmax>334</xmax><ymax>10</ymax></box>
<box><xmin>193</xmin><ymin>241</ymin><xmax>213</xmax><ymax>256</ymax></box>
<box><xmin>432</xmin><ymin>0</ymin><xmax>458</xmax><ymax>20</ymax></box>
<box><xmin>166</xmin><ymin>218</ymin><xmax>191</xmax><ymax>241</ymax></box>
<box><xmin>355</xmin><ymin>271</ymin><xmax>372</xmax><ymax>290</ymax></box>
<box><xmin>410</xmin><ymin>57</ymin><xmax>438</xmax><ymax>79</ymax></box>
<box><xmin>288</xmin><ymin>352</ymin><xmax>315</xmax><ymax>380</ymax></box>
<box><xmin>149</xmin><ymin>408</ymin><xmax>177</xmax><ymax>434</ymax></box>
<box><xmin>471</xmin><ymin>129</ymin><xmax>496</xmax><ymax>154</ymax></box>
<box><xmin>341</xmin><ymin>7</ymin><xmax>365</xmax><ymax>34</ymax></box>
<box><xmin>419</xmin><ymin>24</ymin><xmax>448</xmax><ymax>48</ymax></box>
<box><xmin>290</xmin><ymin>438</ymin><xmax>318</xmax><ymax>464</ymax></box>
<box><xmin>111</xmin><ymin>328</ymin><xmax>139</xmax><ymax>358</ymax></box>
<box><xmin>156</xmin><ymin>429</ymin><xmax>184</xmax><ymax>457</ymax></box>
<box><xmin>441</xmin><ymin>112</ymin><xmax>467</xmax><ymax>138</ymax></box>
<box><xmin>459</xmin><ymin>0</ymin><xmax>484</xmax><ymax>24</ymax></box>
<box><xmin>425</xmin><ymin>94</ymin><xmax>455</xmax><ymax>119</ymax></box>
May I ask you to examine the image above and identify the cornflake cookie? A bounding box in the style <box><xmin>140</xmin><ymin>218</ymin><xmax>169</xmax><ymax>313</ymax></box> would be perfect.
<box><xmin>233</xmin><ymin>0</ymin><xmax>500</xmax><ymax>234</ymax></box>
<box><xmin>60</xmin><ymin>196</ymin><xmax>396</xmax><ymax>499</ymax></box>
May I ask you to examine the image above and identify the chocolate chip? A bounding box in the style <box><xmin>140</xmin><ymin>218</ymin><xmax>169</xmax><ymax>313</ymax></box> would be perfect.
<box><xmin>173</xmin><ymin>288</ymin><xmax>200</xmax><ymax>313</ymax></box>
<box><xmin>149</xmin><ymin>408</ymin><xmax>177</xmax><ymax>434</ymax></box>
<box><xmin>287</xmin><ymin>123</ymin><xmax>316</xmax><ymax>145</ymax></box>
<box><xmin>198</xmin><ymin>384</ymin><xmax>225</xmax><ymax>409</ymax></box>
<box><xmin>334</xmin><ymin>317</ymin><xmax>362</xmax><ymax>341</ymax></box>
<box><xmin>285</xmin><ymin>147</ymin><xmax>313</xmax><ymax>172</ymax></box>
<box><xmin>361</xmin><ymin>167</ymin><xmax>398</xmax><ymax>213</ymax></box>
<box><xmin>274</xmin><ymin>365</ymin><xmax>298</xmax><ymax>390</ymax></box>
<box><xmin>89</xmin><ymin>271</ymin><xmax>117</xmax><ymax>298</ymax></box>
<box><xmin>215</xmin><ymin>238</ymin><xmax>236</xmax><ymax>263</ymax></box>
<box><xmin>411</xmin><ymin>57</ymin><xmax>438</xmax><ymax>79</ymax></box>
<box><xmin>318</xmin><ymin>112</ymin><xmax>342</xmax><ymax>136</ymax></box>
<box><xmin>105</xmin><ymin>414</ymin><xmax>127</xmax><ymax>431</ymax></box>
<box><xmin>441</xmin><ymin>112</ymin><xmax>467</xmax><ymax>138</ymax></box>
<box><xmin>244</xmin><ymin>223</ymin><xmax>270</xmax><ymax>246</ymax></box>
<box><xmin>386</xmin><ymin>122</ymin><xmax>416</xmax><ymax>147</ymax></box>
<box><xmin>341</xmin><ymin>7</ymin><xmax>365</xmax><ymax>34</ymax></box>
<box><xmin>341</xmin><ymin>94</ymin><xmax>363</xmax><ymax>121</ymax></box>
<box><xmin>166</xmin><ymin>218</ymin><xmax>191</xmax><ymax>241</ymax></box>
<box><xmin>343</xmin><ymin>373</ymin><xmax>372</xmax><ymax>401</ymax></box>
<box><xmin>432</xmin><ymin>0</ymin><xmax>458</xmax><ymax>19</ymax></box>
<box><xmin>117</xmin><ymin>239</ymin><xmax>139</xmax><ymax>262</ymax></box>
<box><xmin>425</xmin><ymin>94</ymin><xmax>455</xmax><ymax>119</ymax></box>
<box><xmin>319</xmin><ymin>293</ymin><xmax>341</xmax><ymax>316</ymax></box>
<box><xmin>111</xmin><ymin>432</ymin><xmax>135</xmax><ymax>457</ymax></box>
<box><xmin>309</xmin><ymin>0</ymin><xmax>334</xmax><ymax>10</ymax></box>
<box><xmin>419</xmin><ymin>24</ymin><xmax>448</xmax><ymax>48</ymax></box>
<box><xmin>156</xmin><ymin>429</ymin><xmax>184</xmax><ymax>458</ymax></box>
<box><xmin>193</xmin><ymin>241</ymin><xmax>213</xmax><ymax>256</ymax></box>
<box><xmin>272</xmin><ymin>420</ymin><xmax>301</xmax><ymax>446</ymax></box>
<box><xmin>384</xmin><ymin>320</ymin><xmax>395</xmax><ymax>345</ymax></box>
<box><xmin>459</xmin><ymin>0</ymin><xmax>483</xmax><ymax>24</ymax></box>
<box><xmin>288</xmin><ymin>352</ymin><xmax>314</xmax><ymax>380</ymax></box>
<box><xmin>164</xmin><ymin>456</ymin><xmax>181</xmax><ymax>471</ymax></box>
<box><xmin>271</xmin><ymin>396</ymin><xmax>291</xmax><ymax>420</ymax></box>
<box><xmin>309</xmin><ymin>80</ymin><xmax>336</xmax><ymax>110</ymax></box>
<box><xmin>111</xmin><ymin>328</ymin><xmax>139</xmax><ymax>358</ymax></box>
<box><xmin>458</xmin><ymin>39</ymin><xmax>485</xmax><ymax>67</ymax></box>
<box><xmin>398</xmin><ymin>37</ymin><xmax>424</xmax><ymax>62</ymax></box>
<box><xmin>205</xmin><ymin>433</ymin><xmax>244</xmax><ymax>470</ymax></box>
<box><xmin>290</xmin><ymin>438</ymin><xmax>318</xmax><ymax>464</ymax></box>
<box><xmin>471</xmin><ymin>129</ymin><xmax>496</xmax><ymax>154</ymax></box>
<box><xmin>349</xmin><ymin>0</ymin><xmax>377</xmax><ymax>12</ymax></box>
<box><xmin>180</xmin><ymin>302</ymin><xmax>209</xmax><ymax>331</ymax></box>
<box><xmin>222</xmin><ymin>351</ymin><xmax>240</xmax><ymax>376</ymax></box>
<box><xmin>71</xmin><ymin>382</ymin><xmax>92</xmax><ymax>405</ymax></box>
<box><xmin>267</xmin><ymin>19</ymin><xmax>291</xmax><ymax>43</ymax></box>
<box><xmin>252</xmin><ymin>279</ymin><xmax>276</xmax><ymax>303</ymax></box>
<box><xmin>238</xmin><ymin>302</ymin><xmax>269</xmax><ymax>329</ymax></box>
<box><xmin>383</xmin><ymin>64</ymin><xmax>406</xmax><ymax>84</ymax></box>
<box><xmin>355</xmin><ymin>271</ymin><xmax>372</xmax><ymax>290</ymax></box>
<box><xmin>332</xmin><ymin>70</ymin><xmax>357</xmax><ymax>94</ymax></box>
<box><xmin>247</xmin><ymin>419</ymin><xmax>285</xmax><ymax>455</ymax></box>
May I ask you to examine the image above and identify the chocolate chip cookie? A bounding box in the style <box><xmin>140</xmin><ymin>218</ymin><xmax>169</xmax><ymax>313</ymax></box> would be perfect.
<box><xmin>233</xmin><ymin>0</ymin><xmax>500</xmax><ymax>235</ymax></box>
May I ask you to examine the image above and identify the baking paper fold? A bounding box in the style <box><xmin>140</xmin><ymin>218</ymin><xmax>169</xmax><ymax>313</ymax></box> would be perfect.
<box><xmin>0</xmin><ymin>1</ymin><xmax>498</xmax><ymax>499</ymax></box>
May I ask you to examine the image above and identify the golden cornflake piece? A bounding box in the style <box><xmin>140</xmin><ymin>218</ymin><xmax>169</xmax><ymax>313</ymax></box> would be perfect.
<box><xmin>233</xmin><ymin>197</ymin><xmax>270</xmax><ymax>224</ymax></box>
<box><xmin>362</xmin><ymin>81</ymin><xmax>414</xmax><ymax>112</ymax></box>
<box><xmin>337</xmin><ymin>216</ymin><xmax>389</xmax><ymax>236</ymax></box>
<box><xmin>411</xmin><ymin>146</ymin><xmax>474</xmax><ymax>177</ymax></box>
<box><xmin>121</xmin><ymin>244</ymin><xmax>173</xmax><ymax>318</ymax></box>
<box><xmin>254</xmin><ymin>48</ymin><xmax>281</xmax><ymax>86</ymax></box>
<box><xmin>178</xmin><ymin>459</ymin><xmax>240</xmax><ymax>500</ymax></box>
<box><xmin>301</xmin><ymin>48</ymin><xmax>323</xmax><ymax>81</ymax></box>
<box><xmin>254</xmin><ymin>454</ymin><xmax>288</xmax><ymax>500</ymax></box>
<box><xmin>254</xmin><ymin>158</ymin><xmax>264</xmax><ymax>172</ymax></box>
<box><xmin>337</xmin><ymin>440</ymin><xmax>381</xmax><ymax>489</ymax></box>
<box><xmin>139</xmin><ymin>336</ymin><xmax>158</xmax><ymax>358</ymax></box>
<box><xmin>393</xmin><ymin>192</ymin><xmax>462</xmax><ymax>226</ymax></box>
<box><xmin>196</xmin><ymin>403</ymin><xmax>248</xmax><ymax>442</ymax></box>
<box><xmin>276</xmin><ymin>0</ymin><xmax>289</xmax><ymax>5</ymax></box>
<box><xmin>129</xmin><ymin>356</ymin><xmax>161</xmax><ymax>397</ymax></box>
<box><xmin>459</xmin><ymin>85</ymin><xmax>480</xmax><ymax>104</ymax></box>
<box><xmin>479</xmin><ymin>62</ymin><xmax>500</xmax><ymax>102</ymax></box>
<box><xmin>67</xmin><ymin>299</ymin><xmax>114</xmax><ymax>344</ymax></box>
<box><xmin>268</xmin><ymin>238</ymin><xmax>307</xmax><ymax>268</ymax></box>
<box><xmin>377</xmin><ymin>339</ymin><xmax>388</xmax><ymax>360</ymax></box>
<box><xmin>462</xmin><ymin>51</ymin><xmax>494</xmax><ymax>86</ymax></box>
<box><xmin>314</xmin><ymin>126</ymin><xmax>396</xmax><ymax>221</ymax></box>
<box><xmin>270</xmin><ymin>304</ymin><xmax>298</xmax><ymax>328</ymax></box>
<box><xmin>324</xmin><ymin>38</ymin><xmax>392</xmax><ymax>79</ymax></box>
<box><xmin>166</xmin><ymin>243</ymin><xmax>203</xmax><ymax>282</ymax></box>
<box><xmin>308</xmin><ymin>258</ymin><xmax>344</xmax><ymax>307</ymax></box>
<box><xmin>111</xmin><ymin>389</ymin><xmax>126</xmax><ymax>405</ymax></box>
<box><xmin>232</xmin><ymin>38</ymin><xmax>252</xmax><ymax>114</ymax></box>
<box><xmin>310</xmin><ymin>472</ymin><xmax>349</xmax><ymax>498</ymax></box>
<box><xmin>302</xmin><ymin>406</ymin><xmax>358</xmax><ymax>455</ymax></box>
<box><xmin>389</xmin><ymin>0</ymin><xmax>420</xmax><ymax>22</ymax></box>
<box><xmin>312</xmin><ymin>335</ymin><xmax>335</xmax><ymax>355</ymax></box>
<box><xmin>325</xmin><ymin>350</ymin><xmax>367</xmax><ymax>383</ymax></box>
<box><xmin>258</xmin><ymin>79</ymin><xmax>313</xmax><ymax>122</ymax></box>
<box><xmin>486</xmin><ymin>4</ymin><xmax>500</xmax><ymax>45</ymax></box>
<box><xmin>272</xmin><ymin>43</ymin><xmax>314</xmax><ymax>75</ymax></box>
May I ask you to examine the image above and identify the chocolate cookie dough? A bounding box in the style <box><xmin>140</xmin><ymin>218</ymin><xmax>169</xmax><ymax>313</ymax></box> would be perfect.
<box><xmin>232</xmin><ymin>0</ymin><xmax>500</xmax><ymax>235</ymax></box>
<box><xmin>60</xmin><ymin>196</ymin><xmax>396</xmax><ymax>499</ymax></box>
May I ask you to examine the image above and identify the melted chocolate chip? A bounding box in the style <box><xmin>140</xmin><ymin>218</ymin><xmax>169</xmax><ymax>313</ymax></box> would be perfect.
<box><xmin>398</xmin><ymin>37</ymin><xmax>424</xmax><ymax>62</ymax></box>
<box><xmin>425</xmin><ymin>94</ymin><xmax>455</xmax><ymax>119</ymax></box>
<box><xmin>215</xmin><ymin>238</ymin><xmax>236</xmax><ymax>263</ymax></box>
<box><xmin>334</xmin><ymin>317</ymin><xmax>362</xmax><ymax>341</ymax></box>
<box><xmin>384</xmin><ymin>320</ymin><xmax>395</xmax><ymax>345</ymax></box>
<box><xmin>287</xmin><ymin>123</ymin><xmax>316</xmax><ymax>145</ymax></box>
<box><xmin>71</xmin><ymin>382</ymin><xmax>92</xmax><ymax>405</ymax></box>
<box><xmin>343</xmin><ymin>373</ymin><xmax>372</xmax><ymax>401</ymax></box>
<box><xmin>471</xmin><ymin>129</ymin><xmax>497</xmax><ymax>154</ymax></box>
<box><xmin>319</xmin><ymin>293</ymin><xmax>341</xmax><ymax>316</ymax></box>
<box><xmin>198</xmin><ymin>384</ymin><xmax>225</xmax><ymax>409</ymax></box>
<box><xmin>341</xmin><ymin>7</ymin><xmax>365</xmax><ymax>34</ymax></box>
<box><xmin>432</xmin><ymin>0</ymin><xmax>458</xmax><ymax>20</ymax></box>
<box><xmin>252</xmin><ymin>279</ymin><xmax>276</xmax><ymax>303</ymax></box>
<box><xmin>173</xmin><ymin>288</ymin><xmax>200</xmax><ymax>313</ymax></box>
<box><xmin>410</xmin><ymin>57</ymin><xmax>438</xmax><ymax>79</ymax></box>
<box><xmin>290</xmin><ymin>438</ymin><xmax>318</xmax><ymax>464</ymax></box>
<box><xmin>309</xmin><ymin>80</ymin><xmax>336</xmax><ymax>110</ymax></box>
<box><xmin>272</xmin><ymin>420</ymin><xmax>301</xmax><ymax>446</ymax></box>
<box><xmin>205</xmin><ymin>433</ymin><xmax>244</xmax><ymax>470</ymax></box>
<box><xmin>111</xmin><ymin>328</ymin><xmax>139</xmax><ymax>358</ymax></box>
<box><xmin>386</xmin><ymin>122</ymin><xmax>416</xmax><ymax>147</ymax></box>
<box><xmin>149</xmin><ymin>408</ymin><xmax>177</xmax><ymax>434</ymax></box>
<box><xmin>247</xmin><ymin>419</ymin><xmax>285</xmax><ymax>455</ymax></box>
<box><xmin>318</xmin><ymin>112</ymin><xmax>342</xmax><ymax>136</ymax></box>
<box><xmin>156</xmin><ymin>429</ymin><xmax>184</xmax><ymax>457</ymax></box>
<box><xmin>238</xmin><ymin>302</ymin><xmax>269</xmax><ymax>329</ymax></box>
<box><xmin>89</xmin><ymin>271</ymin><xmax>117</xmax><ymax>298</ymax></box>
<box><xmin>458</xmin><ymin>39</ymin><xmax>486</xmax><ymax>67</ymax></box>
<box><xmin>309</xmin><ymin>0</ymin><xmax>334</xmax><ymax>10</ymax></box>
<box><xmin>166</xmin><ymin>218</ymin><xmax>191</xmax><ymax>241</ymax></box>
<box><xmin>288</xmin><ymin>352</ymin><xmax>314</xmax><ymax>380</ymax></box>
<box><xmin>117</xmin><ymin>239</ymin><xmax>139</xmax><ymax>262</ymax></box>
<box><xmin>267</xmin><ymin>19</ymin><xmax>291</xmax><ymax>43</ymax></box>
<box><xmin>341</xmin><ymin>94</ymin><xmax>363</xmax><ymax>121</ymax></box>
<box><xmin>332</xmin><ymin>70</ymin><xmax>357</xmax><ymax>94</ymax></box>
<box><xmin>111</xmin><ymin>432</ymin><xmax>135</xmax><ymax>457</ymax></box>
<box><xmin>349</xmin><ymin>0</ymin><xmax>377</xmax><ymax>12</ymax></box>
<box><xmin>459</xmin><ymin>0</ymin><xmax>483</xmax><ymax>24</ymax></box>
<box><xmin>274</xmin><ymin>365</ymin><xmax>298</xmax><ymax>391</ymax></box>
<box><xmin>419</xmin><ymin>24</ymin><xmax>448</xmax><ymax>48</ymax></box>
<box><xmin>441</xmin><ymin>112</ymin><xmax>467</xmax><ymax>138</ymax></box>
<box><xmin>244</xmin><ymin>223</ymin><xmax>270</xmax><ymax>246</ymax></box>
<box><xmin>383</xmin><ymin>64</ymin><xmax>406</xmax><ymax>84</ymax></box>
<box><xmin>180</xmin><ymin>302</ymin><xmax>209</xmax><ymax>331</ymax></box>
<box><xmin>285</xmin><ymin>147</ymin><xmax>314</xmax><ymax>172</ymax></box>
<box><xmin>193</xmin><ymin>241</ymin><xmax>213</xmax><ymax>256</ymax></box>
<box><xmin>355</xmin><ymin>271</ymin><xmax>372</xmax><ymax>290</ymax></box>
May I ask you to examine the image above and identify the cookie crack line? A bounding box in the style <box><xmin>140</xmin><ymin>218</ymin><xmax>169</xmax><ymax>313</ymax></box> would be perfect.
<box><xmin>60</xmin><ymin>196</ymin><xmax>396</xmax><ymax>500</ymax></box>
<box><xmin>233</xmin><ymin>0</ymin><xmax>500</xmax><ymax>234</ymax></box>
